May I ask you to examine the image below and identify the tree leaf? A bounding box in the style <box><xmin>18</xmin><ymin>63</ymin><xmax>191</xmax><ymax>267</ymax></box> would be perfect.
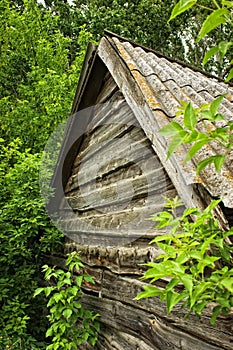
<box><xmin>185</xmin><ymin>138</ymin><xmax>210</xmax><ymax>162</ymax></box>
<box><xmin>167</xmin><ymin>132</ymin><xmax>188</xmax><ymax>158</ymax></box>
<box><xmin>166</xmin><ymin>291</ymin><xmax>186</xmax><ymax>313</ymax></box>
<box><xmin>135</xmin><ymin>285</ymin><xmax>164</xmax><ymax>300</ymax></box>
<box><xmin>221</xmin><ymin>0</ymin><xmax>233</xmax><ymax>8</ymax></box>
<box><xmin>168</xmin><ymin>0</ymin><xmax>197</xmax><ymax>22</ymax></box>
<box><xmin>180</xmin><ymin>275</ymin><xmax>193</xmax><ymax>296</ymax></box>
<box><xmin>33</xmin><ymin>287</ymin><xmax>44</xmax><ymax>297</ymax></box>
<box><xmin>221</xmin><ymin>277</ymin><xmax>233</xmax><ymax>293</ymax></box>
<box><xmin>184</xmin><ymin>102</ymin><xmax>197</xmax><ymax>130</ymax></box>
<box><xmin>210</xmin><ymin>94</ymin><xmax>226</xmax><ymax>117</ymax></box>
<box><xmin>210</xmin><ymin>305</ymin><xmax>221</xmax><ymax>325</ymax></box>
<box><xmin>203</xmin><ymin>46</ymin><xmax>219</xmax><ymax>65</ymax></box>
<box><xmin>63</xmin><ymin>308</ymin><xmax>72</xmax><ymax>319</ymax></box>
<box><xmin>159</xmin><ymin>121</ymin><xmax>185</xmax><ymax>137</ymax></box>
<box><xmin>213</xmin><ymin>155</ymin><xmax>225</xmax><ymax>172</ymax></box>
<box><xmin>225</xmin><ymin>67</ymin><xmax>233</xmax><ymax>82</ymax></box>
<box><xmin>196</xmin><ymin>156</ymin><xmax>216</xmax><ymax>174</ymax></box>
<box><xmin>218</xmin><ymin>41</ymin><xmax>233</xmax><ymax>59</ymax></box>
<box><xmin>197</xmin><ymin>9</ymin><xmax>229</xmax><ymax>42</ymax></box>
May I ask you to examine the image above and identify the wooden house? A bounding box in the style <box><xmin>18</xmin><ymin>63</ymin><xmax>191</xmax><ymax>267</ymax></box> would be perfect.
<box><xmin>49</xmin><ymin>31</ymin><xmax>233</xmax><ymax>349</ymax></box>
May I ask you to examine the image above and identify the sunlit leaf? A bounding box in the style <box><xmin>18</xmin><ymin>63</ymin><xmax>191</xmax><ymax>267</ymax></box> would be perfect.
<box><xmin>197</xmin><ymin>9</ymin><xmax>229</xmax><ymax>42</ymax></box>
<box><xmin>135</xmin><ymin>285</ymin><xmax>164</xmax><ymax>300</ymax></box>
<box><xmin>225</xmin><ymin>67</ymin><xmax>233</xmax><ymax>82</ymax></box>
<box><xmin>196</xmin><ymin>156</ymin><xmax>216</xmax><ymax>174</ymax></box>
<box><xmin>166</xmin><ymin>291</ymin><xmax>186</xmax><ymax>313</ymax></box>
<box><xmin>180</xmin><ymin>275</ymin><xmax>193</xmax><ymax>296</ymax></box>
<box><xmin>213</xmin><ymin>155</ymin><xmax>225</xmax><ymax>172</ymax></box>
<box><xmin>168</xmin><ymin>0</ymin><xmax>197</xmax><ymax>22</ymax></box>
<box><xmin>221</xmin><ymin>0</ymin><xmax>233</xmax><ymax>8</ymax></box>
<box><xmin>184</xmin><ymin>102</ymin><xmax>197</xmax><ymax>130</ymax></box>
<box><xmin>167</xmin><ymin>132</ymin><xmax>188</xmax><ymax>158</ymax></box>
<box><xmin>221</xmin><ymin>277</ymin><xmax>233</xmax><ymax>293</ymax></box>
<box><xmin>203</xmin><ymin>46</ymin><xmax>219</xmax><ymax>65</ymax></box>
<box><xmin>185</xmin><ymin>138</ymin><xmax>210</xmax><ymax>162</ymax></box>
<box><xmin>210</xmin><ymin>94</ymin><xmax>226</xmax><ymax>117</ymax></box>
<box><xmin>218</xmin><ymin>41</ymin><xmax>233</xmax><ymax>58</ymax></box>
<box><xmin>159</xmin><ymin>121</ymin><xmax>185</xmax><ymax>137</ymax></box>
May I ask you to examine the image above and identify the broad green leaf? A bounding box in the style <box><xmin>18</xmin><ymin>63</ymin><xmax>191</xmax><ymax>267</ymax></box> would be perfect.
<box><xmin>176</xmin><ymin>252</ymin><xmax>189</xmax><ymax>264</ymax></box>
<box><xmin>213</xmin><ymin>155</ymin><xmax>225</xmax><ymax>172</ymax></box>
<box><xmin>197</xmin><ymin>256</ymin><xmax>220</xmax><ymax>274</ymax></box>
<box><xmin>157</xmin><ymin>242</ymin><xmax>177</xmax><ymax>258</ymax></box>
<box><xmin>159</xmin><ymin>121</ymin><xmax>185</xmax><ymax>137</ymax></box>
<box><xmin>167</xmin><ymin>132</ymin><xmax>188</xmax><ymax>158</ymax></box>
<box><xmin>184</xmin><ymin>102</ymin><xmax>197</xmax><ymax>130</ymax></box>
<box><xmin>44</xmin><ymin>286</ymin><xmax>54</xmax><ymax>297</ymax></box>
<box><xmin>33</xmin><ymin>287</ymin><xmax>44</xmax><ymax>297</ymax></box>
<box><xmin>200</xmin><ymin>109</ymin><xmax>213</xmax><ymax>121</ymax></box>
<box><xmin>135</xmin><ymin>285</ymin><xmax>164</xmax><ymax>300</ymax></box>
<box><xmin>166</xmin><ymin>278</ymin><xmax>180</xmax><ymax>292</ymax></box>
<box><xmin>194</xmin><ymin>301</ymin><xmax>209</xmax><ymax>315</ymax></box>
<box><xmin>225</xmin><ymin>67</ymin><xmax>233</xmax><ymax>82</ymax></box>
<box><xmin>75</xmin><ymin>275</ymin><xmax>83</xmax><ymax>287</ymax></box>
<box><xmin>185</xmin><ymin>138</ymin><xmax>210</xmax><ymax>162</ymax></box>
<box><xmin>218</xmin><ymin>41</ymin><xmax>233</xmax><ymax>59</ymax></box>
<box><xmin>197</xmin><ymin>9</ymin><xmax>229</xmax><ymax>42</ymax></box>
<box><xmin>63</xmin><ymin>308</ymin><xmax>72</xmax><ymax>319</ymax></box>
<box><xmin>210</xmin><ymin>305</ymin><xmax>221</xmax><ymax>325</ymax></box>
<box><xmin>168</xmin><ymin>0</ymin><xmax>197</xmax><ymax>22</ymax></box>
<box><xmin>196</xmin><ymin>156</ymin><xmax>216</xmax><ymax>174</ymax></box>
<box><xmin>221</xmin><ymin>0</ymin><xmax>233</xmax><ymax>8</ymax></box>
<box><xmin>203</xmin><ymin>46</ymin><xmax>219</xmax><ymax>65</ymax></box>
<box><xmin>166</xmin><ymin>291</ymin><xmax>186</xmax><ymax>313</ymax></box>
<box><xmin>142</xmin><ymin>266</ymin><xmax>168</xmax><ymax>282</ymax></box>
<box><xmin>190</xmin><ymin>282</ymin><xmax>212</xmax><ymax>307</ymax></box>
<box><xmin>180</xmin><ymin>275</ymin><xmax>193</xmax><ymax>296</ymax></box>
<box><xmin>221</xmin><ymin>277</ymin><xmax>233</xmax><ymax>293</ymax></box>
<box><xmin>46</xmin><ymin>327</ymin><xmax>53</xmax><ymax>338</ymax></box>
<box><xmin>210</xmin><ymin>94</ymin><xmax>225</xmax><ymax>117</ymax></box>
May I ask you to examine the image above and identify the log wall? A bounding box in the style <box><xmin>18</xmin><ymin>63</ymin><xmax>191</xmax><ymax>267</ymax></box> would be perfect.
<box><xmin>58</xmin><ymin>73</ymin><xmax>233</xmax><ymax>349</ymax></box>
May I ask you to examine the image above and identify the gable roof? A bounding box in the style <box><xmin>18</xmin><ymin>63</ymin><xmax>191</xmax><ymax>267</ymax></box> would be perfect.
<box><xmin>51</xmin><ymin>32</ymin><xmax>233</xmax><ymax>227</ymax></box>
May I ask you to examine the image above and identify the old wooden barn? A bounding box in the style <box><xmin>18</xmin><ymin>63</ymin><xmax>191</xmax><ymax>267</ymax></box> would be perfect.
<box><xmin>49</xmin><ymin>31</ymin><xmax>233</xmax><ymax>349</ymax></box>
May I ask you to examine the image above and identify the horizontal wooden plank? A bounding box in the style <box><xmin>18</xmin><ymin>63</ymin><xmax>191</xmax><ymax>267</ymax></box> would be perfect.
<box><xmin>95</xmin><ymin>72</ymin><xmax>118</xmax><ymax>104</ymax></box>
<box><xmin>80</xmin><ymin>294</ymin><xmax>230</xmax><ymax>350</ymax></box>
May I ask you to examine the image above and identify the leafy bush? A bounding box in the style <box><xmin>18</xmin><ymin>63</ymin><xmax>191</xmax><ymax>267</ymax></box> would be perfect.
<box><xmin>136</xmin><ymin>198</ymin><xmax>233</xmax><ymax>324</ymax></box>
<box><xmin>34</xmin><ymin>252</ymin><xmax>100</xmax><ymax>350</ymax></box>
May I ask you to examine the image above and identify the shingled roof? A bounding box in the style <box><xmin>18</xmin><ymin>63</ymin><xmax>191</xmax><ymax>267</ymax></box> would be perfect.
<box><xmin>97</xmin><ymin>33</ymin><xmax>233</xmax><ymax>209</ymax></box>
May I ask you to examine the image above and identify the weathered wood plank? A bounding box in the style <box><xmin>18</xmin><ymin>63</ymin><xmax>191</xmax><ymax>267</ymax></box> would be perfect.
<box><xmin>80</xmin><ymin>294</ymin><xmax>231</xmax><ymax>350</ymax></box>
<box><xmin>49</xmin><ymin>252</ymin><xmax>233</xmax><ymax>350</ymax></box>
<box><xmin>97</xmin><ymin>36</ymin><xmax>205</xmax><ymax>211</ymax></box>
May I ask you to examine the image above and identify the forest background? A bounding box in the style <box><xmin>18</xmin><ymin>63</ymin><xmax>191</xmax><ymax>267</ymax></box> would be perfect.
<box><xmin>0</xmin><ymin>0</ymin><xmax>232</xmax><ymax>349</ymax></box>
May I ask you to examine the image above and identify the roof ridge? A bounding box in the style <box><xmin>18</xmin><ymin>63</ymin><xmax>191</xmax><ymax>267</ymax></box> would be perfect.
<box><xmin>104</xmin><ymin>30</ymin><xmax>233</xmax><ymax>87</ymax></box>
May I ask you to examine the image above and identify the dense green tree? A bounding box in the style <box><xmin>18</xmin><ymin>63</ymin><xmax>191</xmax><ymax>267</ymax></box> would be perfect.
<box><xmin>0</xmin><ymin>0</ymin><xmax>91</xmax><ymax>346</ymax></box>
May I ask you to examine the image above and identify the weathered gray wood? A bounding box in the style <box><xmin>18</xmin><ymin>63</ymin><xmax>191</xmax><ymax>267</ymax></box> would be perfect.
<box><xmin>54</xmin><ymin>37</ymin><xmax>233</xmax><ymax>350</ymax></box>
<box><xmin>51</xmin><ymin>248</ymin><xmax>233</xmax><ymax>350</ymax></box>
<box><xmin>80</xmin><ymin>294</ymin><xmax>232</xmax><ymax>350</ymax></box>
<box><xmin>97</xmin><ymin>37</ymin><xmax>203</xmax><ymax>211</ymax></box>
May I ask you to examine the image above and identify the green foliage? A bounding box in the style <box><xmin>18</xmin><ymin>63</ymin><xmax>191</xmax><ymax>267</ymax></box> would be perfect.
<box><xmin>34</xmin><ymin>252</ymin><xmax>100</xmax><ymax>350</ymax></box>
<box><xmin>169</xmin><ymin>0</ymin><xmax>233</xmax><ymax>80</ymax></box>
<box><xmin>169</xmin><ymin>0</ymin><xmax>197</xmax><ymax>21</ymax></box>
<box><xmin>0</xmin><ymin>139</ymin><xmax>63</xmax><ymax>348</ymax></box>
<box><xmin>0</xmin><ymin>1</ymin><xmax>91</xmax><ymax>153</ymax></box>
<box><xmin>159</xmin><ymin>95</ymin><xmax>233</xmax><ymax>173</ymax></box>
<box><xmin>137</xmin><ymin>0</ymin><xmax>233</xmax><ymax>328</ymax></box>
<box><xmin>136</xmin><ymin>198</ymin><xmax>233</xmax><ymax>324</ymax></box>
<box><xmin>0</xmin><ymin>0</ymin><xmax>92</xmax><ymax>346</ymax></box>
